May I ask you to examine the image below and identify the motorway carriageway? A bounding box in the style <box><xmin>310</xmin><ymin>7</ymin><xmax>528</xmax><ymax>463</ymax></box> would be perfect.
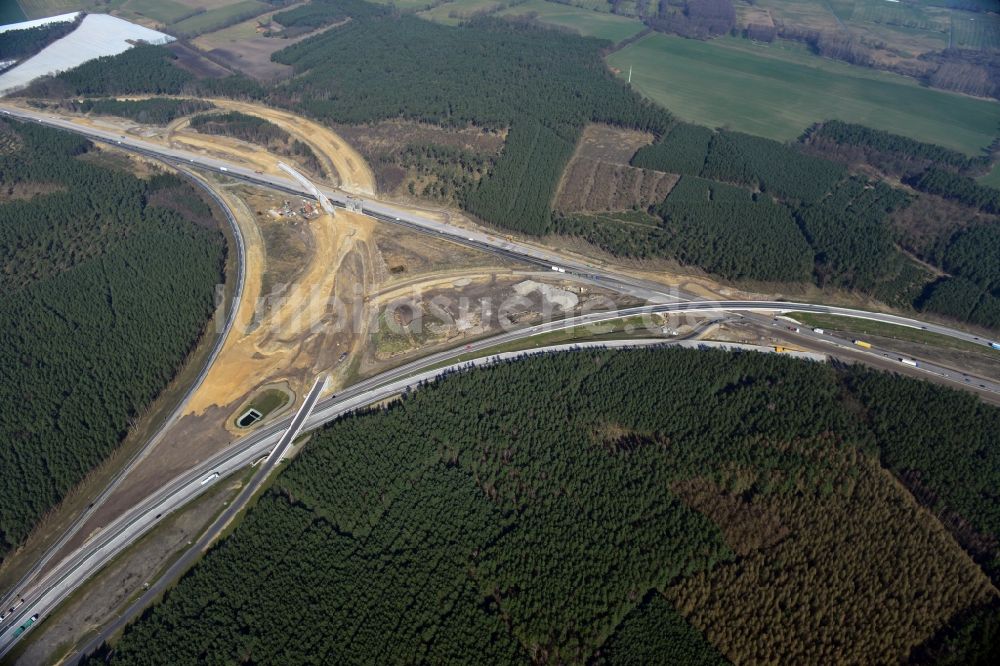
<box><xmin>2</xmin><ymin>105</ymin><xmax>999</xmax><ymax>655</ymax></box>
<box><xmin>3</xmin><ymin>104</ymin><xmax>997</xmax><ymax>353</ymax></box>
<box><xmin>3</xmin><ymin>299</ymin><xmax>1000</xmax><ymax>657</ymax></box>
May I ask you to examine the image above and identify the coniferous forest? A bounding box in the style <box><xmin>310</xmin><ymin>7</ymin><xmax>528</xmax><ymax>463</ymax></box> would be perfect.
<box><xmin>17</xmin><ymin>0</ymin><xmax>1000</xmax><ymax>330</ymax></box>
<box><xmin>0</xmin><ymin>119</ymin><xmax>226</xmax><ymax>559</ymax></box>
<box><xmin>86</xmin><ymin>348</ymin><xmax>1000</xmax><ymax>665</ymax></box>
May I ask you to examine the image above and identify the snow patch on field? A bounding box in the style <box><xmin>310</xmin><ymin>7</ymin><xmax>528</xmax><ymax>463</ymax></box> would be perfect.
<box><xmin>0</xmin><ymin>12</ymin><xmax>80</xmax><ymax>33</ymax></box>
<box><xmin>0</xmin><ymin>14</ymin><xmax>174</xmax><ymax>95</ymax></box>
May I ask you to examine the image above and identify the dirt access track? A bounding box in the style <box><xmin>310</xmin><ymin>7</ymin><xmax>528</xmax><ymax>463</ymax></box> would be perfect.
<box><xmin>204</xmin><ymin>99</ymin><xmax>376</xmax><ymax>196</ymax></box>
<box><xmin>71</xmin><ymin>96</ymin><xmax>377</xmax><ymax>196</ymax></box>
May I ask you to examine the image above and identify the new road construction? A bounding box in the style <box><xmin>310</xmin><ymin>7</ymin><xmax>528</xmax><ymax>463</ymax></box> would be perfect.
<box><xmin>1</xmin><ymin>102</ymin><xmax>998</xmax><ymax>661</ymax></box>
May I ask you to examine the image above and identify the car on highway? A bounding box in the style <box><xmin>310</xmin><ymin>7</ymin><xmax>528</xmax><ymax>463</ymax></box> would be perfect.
<box><xmin>2</xmin><ymin>598</ymin><xmax>24</xmax><ymax>621</ymax></box>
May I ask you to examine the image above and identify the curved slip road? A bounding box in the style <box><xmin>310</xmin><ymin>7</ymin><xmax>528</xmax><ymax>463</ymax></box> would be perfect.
<box><xmin>3</xmin><ymin>297</ymin><xmax>1000</xmax><ymax>658</ymax></box>
<box><xmin>0</xmin><ymin>166</ymin><xmax>247</xmax><ymax>625</ymax></box>
<box><xmin>1</xmin><ymin>104</ymin><xmax>999</xmax><ymax>659</ymax></box>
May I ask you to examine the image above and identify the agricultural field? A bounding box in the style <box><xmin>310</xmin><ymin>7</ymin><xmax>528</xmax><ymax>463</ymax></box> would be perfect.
<box><xmin>497</xmin><ymin>0</ymin><xmax>645</xmax><ymax>43</ymax></box>
<box><xmin>951</xmin><ymin>11</ymin><xmax>1000</xmax><ymax>51</ymax></box>
<box><xmin>417</xmin><ymin>0</ymin><xmax>506</xmax><ymax>26</ymax></box>
<box><xmin>0</xmin><ymin>1</ymin><xmax>27</xmax><ymax>23</ymax></box>
<box><xmin>115</xmin><ymin>0</ymin><xmax>199</xmax><ymax>25</ymax></box>
<box><xmin>607</xmin><ymin>32</ymin><xmax>1000</xmax><ymax>155</ymax></box>
<box><xmin>190</xmin><ymin>2</ymin><xmax>324</xmax><ymax>80</ymax></box>
<box><xmin>751</xmin><ymin>0</ymin><xmax>997</xmax><ymax>56</ymax></box>
<box><xmin>169</xmin><ymin>0</ymin><xmax>270</xmax><ymax>37</ymax></box>
<box><xmin>14</xmin><ymin>0</ymin><xmax>89</xmax><ymax>19</ymax></box>
<box><xmin>369</xmin><ymin>0</ymin><xmax>436</xmax><ymax>9</ymax></box>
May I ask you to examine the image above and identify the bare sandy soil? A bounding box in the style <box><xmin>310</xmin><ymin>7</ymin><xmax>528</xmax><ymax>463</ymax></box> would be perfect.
<box><xmin>45</xmin><ymin>168</ymin><xmax>525</xmax><ymax>571</ymax></box>
<box><xmin>207</xmin><ymin>98</ymin><xmax>376</xmax><ymax>195</ymax></box>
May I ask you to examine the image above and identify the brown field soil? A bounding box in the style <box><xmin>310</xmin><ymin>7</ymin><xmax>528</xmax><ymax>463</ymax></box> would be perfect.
<box><xmin>194</xmin><ymin>39</ymin><xmax>295</xmax><ymax>80</ymax></box>
<box><xmin>574</xmin><ymin>123</ymin><xmax>655</xmax><ymax>164</ymax></box>
<box><xmin>169</xmin><ymin>127</ymin><xmax>296</xmax><ymax>175</ymax></box>
<box><xmin>42</xmin><ymin>168</ymin><xmax>531</xmax><ymax>574</ymax></box>
<box><xmin>361</xmin><ymin>269</ymin><xmax>639</xmax><ymax>374</ymax></box>
<box><xmin>71</xmin><ymin>96</ymin><xmax>368</xmax><ymax>192</ymax></box>
<box><xmin>735</xmin><ymin>5</ymin><xmax>774</xmax><ymax>29</ymax></box>
<box><xmin>244</xmin><ymin>188</ymin><xmax>316</xmax><ymax>298</ymax></box>
<box><xmin>336</xmin><ymin>120</ymin><xmax>506</xmax><ymax>197</ymax></box>
<box><xmin>555</xmin><ymin>157</ymin><xmax>678</xmax><ymax>212</ymax></box>
<box><xmin>166</xmin><ymin>41</ymin><xmax>234</xmax><ymax>79</ymax></box>
<box><xmin>372</xmin><ymin>225</ymin><xmax>518</xmax><ymax>279</ymax></box>
<box><xmin>0</xmin><ymin>181</ymin><xmax>66</xmax><ymax>202</ymax></box>
<box><xmin>175</xmin><ymin>0</ymin><xmax>250</xmax><ymax>9</ymax></box>
<box><xmin>207</xmin><ymin>99</ymin><xmax>376</xmax><ymax>195</ymax></box>
<box><xmin>554</xmin><ymin>123</ymin><xmax>673</xmax><ymax>212</ymax></box>
<box><xmin>335</xmin><ymin>120</ymin><xmax>505</xmax><ymax>159</ymax></box>
<box><xmin>192</xmin><ymin>9</ymin><xmax>346</xmax><ymax>81</ymax></box>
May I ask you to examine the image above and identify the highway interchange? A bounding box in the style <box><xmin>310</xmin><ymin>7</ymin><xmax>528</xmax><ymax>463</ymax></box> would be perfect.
<box><xmin>1</xmin><ymin>103</ymin><xmax>999</xmax><ymax>661</ymax></box>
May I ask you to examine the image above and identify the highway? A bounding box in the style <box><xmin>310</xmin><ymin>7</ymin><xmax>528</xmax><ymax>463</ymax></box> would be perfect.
<box><xmin>1</xmin><ymin>103</ymin><xmax>999</xmax><ymax>660</ymax></box>
<box><xmin>0</xmin><ymin>166</ymin><xmax>247</xmax><ymax>630</ymax></box>
<box><xmin>0</xmin><ymin>103</ymin><xmax>686</xmax><ymax>304</ymax></box>
<box><xmin>3</xmin><ymin>298</ymin><xmax>1000</xmax><ymax>658</ymax></box>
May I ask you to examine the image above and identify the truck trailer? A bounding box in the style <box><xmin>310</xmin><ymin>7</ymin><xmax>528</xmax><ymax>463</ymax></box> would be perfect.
<box><xmin>13</xmin><ymin>614</ymin><xmax>38</xmax><ymax>638</ymax></box>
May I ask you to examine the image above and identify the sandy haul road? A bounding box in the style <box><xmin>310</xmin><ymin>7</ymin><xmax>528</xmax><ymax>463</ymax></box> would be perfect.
<box><xmin>205</xmin><ymin>98</ymin><xmax>376</xmax><ymax>196</ymax></box>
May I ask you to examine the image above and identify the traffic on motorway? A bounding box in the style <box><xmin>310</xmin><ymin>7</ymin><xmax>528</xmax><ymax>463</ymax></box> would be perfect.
<box><xmin>2</xmin><ymin>103</ymin><xmax>998</xmax><ymax>660</ymax></box>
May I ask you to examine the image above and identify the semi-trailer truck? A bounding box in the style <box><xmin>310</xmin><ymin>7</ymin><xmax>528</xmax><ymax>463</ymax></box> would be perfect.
<box><xmin>13</xmin><ymin>614</ymin><xmax>38</xmax><ymax>638</ymax></box>
<box><xmin>899</xmin><ymin>358</ymin><xmax>918</xmax><ymax>367</ymax></box>
<box><xmin>854</xmin><ymin>340</ymin><xmax>872</xmax><ymax>349</ymax></box>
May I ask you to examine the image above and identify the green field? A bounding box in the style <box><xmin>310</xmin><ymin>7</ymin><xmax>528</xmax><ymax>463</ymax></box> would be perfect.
<box><xmin>607</xmin><ymin>33</ymin><xmax>1000</xmax><ymax>155</ymax></box>
<box><xmin>0</xmin><ymin>0</ymin><xmax>27</xmax><ymax>24</ymax></box>
<box><xmin>170</xmin><ymin>0</ymin><xmax>268</xmax><ymax>37</ymax></box>
<box><xmin>246</xmin><ymin>388</ymin><xmax>289</xmax><ymax>419</ymax></box>
<box><xmin>952</xmin><ymin>12</ymin><xmax>1000</xmax><ymax>51</ymax></box>
<box><xmin>979</xmin><ymin>162</ymin><xmax>1000</xmax><ymax>188</ymax></box>
<box><xmin>120</xmin><ymin>0</ymin><xmax>196</xmax><ymax>24</ymax></box>
<box><xmin>369</xmin><ymin>0</ymin><xmax>432</xmax><ymax>9</ymax></box>
<box><xmin>497</xmin><ymin>0</ymin><xmax>644</xmax><ymax>43</ymax></box>
<box><xmin>417</xmin><ymin>0</ymin><xmax>505</xmax><ymax>26</ymax></box>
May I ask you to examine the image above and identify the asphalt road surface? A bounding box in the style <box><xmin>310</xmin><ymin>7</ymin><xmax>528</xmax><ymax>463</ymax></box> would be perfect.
<box><xmin>0</xmin><ymin>166</ymin><xmax>247</xmax><ymax>632</ymax></box>
<box><xmin>3</xmin><ymin>299</ymin><xmax>999</xmax><ymax>660</ymax></box>
<box><xmin>2</xmin><ymin>104</ymin><xmax>999</xmax><ymax>660</ymax></box>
